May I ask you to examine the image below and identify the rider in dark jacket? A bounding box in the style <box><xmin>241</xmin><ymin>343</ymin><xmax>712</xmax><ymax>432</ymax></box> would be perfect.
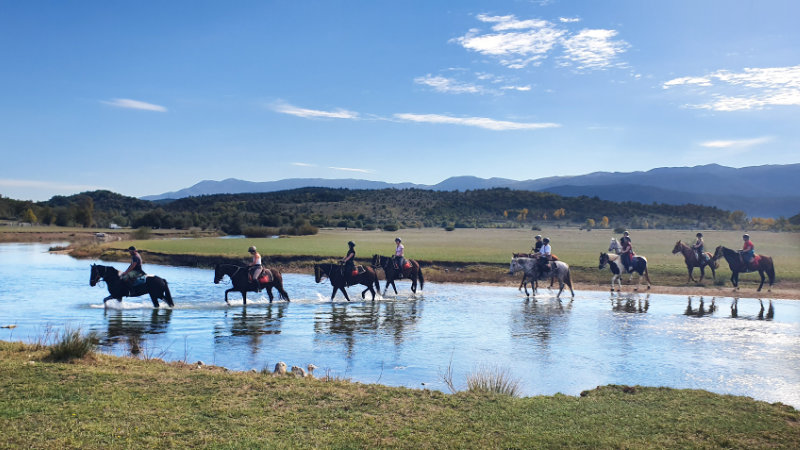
<box><xmin>341</xmin><ymin>241</ymin><xmax>356</xmax><ymax>283</ymax></box>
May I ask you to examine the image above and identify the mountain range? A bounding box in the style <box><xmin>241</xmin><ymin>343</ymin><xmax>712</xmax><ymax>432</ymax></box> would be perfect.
<box><xmin>142</xmin><ymin>164</ymin><xmax>800</xmax><ymax>218</ymax></box>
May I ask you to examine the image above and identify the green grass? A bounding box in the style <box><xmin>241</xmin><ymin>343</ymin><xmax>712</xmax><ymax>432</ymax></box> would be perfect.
<box><xmin>1</xmin><ymin>340</ymin><xmax>798</xmax><ymax>448</ymax></box>
<box><xmin>110</xmin><ymin>227</ymin><xmax>800</xmax><ymax>282</ymax></box>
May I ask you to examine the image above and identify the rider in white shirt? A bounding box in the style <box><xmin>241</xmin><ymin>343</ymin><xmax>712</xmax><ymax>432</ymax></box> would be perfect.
<box><xmin>537</xmin><ymin>238</ymin><xmax>552</xmax><ymax>273</ymax></box>
<box><xmin>393</xmin><ymin>237</ymin><xmax>406</xmax><ymax>270</ymax></box>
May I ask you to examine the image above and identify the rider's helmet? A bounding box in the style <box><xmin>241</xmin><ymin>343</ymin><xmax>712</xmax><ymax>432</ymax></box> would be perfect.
<box><xmin>248</xmin><ymin>246</ymin><xmax>256</xmax><ymax>253</ymax></box>
<box><xmin>696</xmin><ymin>232</ymin><xmax>703</xmax><ymax>238</ymax></box>
<box><xmin>623</xmin><ymin>231</ymin><xmax>629</xmax><ymax>236</ymax></box>
<box><xmin>535</xmin><ymin>235</ymin><xmax>542</xmax><ymax>240</ymax></box>
<box><xmin>743</xmin><ymin>234</ymin><xmax>750</xmax><ymax>240</ymax></box>
<box><xmin>348</xmin><ymin>241</ymin><xmax>355</xmax><ymax>247</ymax></box>
<box><xmin>543</xmin><ymin>237</ymin><xmax>550</xmax><ymax>244</ymax></box>
<box><xmin>395</xmin><ymin>237</ymin><xmax>402</xmax><ymax>243</ymax></box>
<box><xmin>128</xmin><ymin>246</ymin><xmax>136</xmax><ymax>251</ymax></box>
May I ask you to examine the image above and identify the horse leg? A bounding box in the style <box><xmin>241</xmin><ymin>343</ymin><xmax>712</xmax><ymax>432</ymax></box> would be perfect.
<box><xmin>698</xmin><ymin>265</ymin><xmax>705</xmax><ymax>283</ymax></box>
<box><xmin>341</xmin><ymin>286</ymin><xmax>352</xmax><ymax>302</ymax></box>
<box><xmin>643</xmin><ymin>267</ymin><xmax>651</xmax><ymax>290</ymax></box>
<box><xmin>242</xmin><ymin>291</ymin><xmax>247</xmax><ymax>305</ymax></box>
<box><xmin>687</xmin><ymin>266</ymin><xmax>695</xmax><ymax>283</ymax></box>
<box><xmin>411</xmin><ymin>276</ymin><xmax>417</xmax><ymax>294</ymax></box>
<box><xmin>266</xmin><ymin>287</ymin><xmax>274</xmax><ymax>303</ymax></box>
<box><xmin>149</xmin><ymin>293</ymin><xmax>159</xmax><ymax>308</ymax></box>
<box><xmin>757</xmin><ymin>270</ymin><xmax>765</xmax><ymax>292</ymax></box>
<box><xmin>103</xmin><ymin>295</ymin><xmax>114</xmax><ymax>304</ymax></box>
<box><xmin>731</xmin><ymin>272</ymin><xmax>738</xmax><ymax>290</ymax></box>
<box><xmin>224</xmin><ymin>288</ymin><xmax>234</xmax><ymax>305</ymax></box>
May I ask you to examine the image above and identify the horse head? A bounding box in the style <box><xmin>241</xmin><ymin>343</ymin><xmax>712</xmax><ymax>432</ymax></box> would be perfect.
<box><xmin>313</xmin><ymin>264</ymin><xmax>323</xmax><ymax>283</ymax></box>
<box><xmin>608</xmin><ymin>238</ymin><xmax>620</xmax><ymax>254</ymax></box>
<box><xmin>371</xmin><ymin>254</ymin><xmax>381</xmax><ymax>268</ymax></box>
<box><xmin>599</xmin><ymin>252</ymin><xmax>609</xmax><ymax>269</ymax></box>
<box><xmin>508</xmin><ymin>257</ymin><xmax>520</xmax><ymax>275</ymax></box>
<box><xmin>90</xmin><ymin>264</ymin><xmax>100</xmax><ymax>286</ymax></box>
<box><xmin>213</xmin><ymin>264</ymin><xmax>225</xmax><ymax>284</ymax></box>
<box><xmin>672</xmin><ymin>240</ymin><xmax>683</xmax><ymax>254</ymax></box>
<box><xmin>712</xmin><ymin>245</ymin><xmax>723</xmax><ymax>261</ymax></box>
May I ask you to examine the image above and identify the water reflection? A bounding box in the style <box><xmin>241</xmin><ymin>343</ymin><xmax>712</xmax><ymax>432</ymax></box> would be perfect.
<box><xmin>213</xmin><ymin>303</ymin><xmax>288</xmax><ymax>353</ymax></box>
<box><xmin>510</xmin><ymin>298</ymin><xmax>573</xmax><ymax>348</ymax></box>
<box><xmin>102</xmin><ymin>308</ymin><xmax>173</xmax><ymax>343</ymax></box>
<box><xmin>730</xmin><ymin>298</ymin><xmax>775</xmax><ymax>320</ymax></box>
<box><xmin>684</xmin><ymin>296</ymin><xmax>716</xmax><ymax>317</ymax></box>
<box><xmin>612</xmin><ymin>293</ymin><xmax>650</xmax><ymax>314</ymax></box>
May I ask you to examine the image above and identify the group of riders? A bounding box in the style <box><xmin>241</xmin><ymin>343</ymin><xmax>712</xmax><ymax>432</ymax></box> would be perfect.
<box><xmin>118</xmin><ymin>230</ymin><xmax>760</xmax><ymax>289</ymax></box>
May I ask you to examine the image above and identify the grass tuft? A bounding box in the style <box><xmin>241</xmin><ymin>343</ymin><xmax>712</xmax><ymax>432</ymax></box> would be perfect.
<box><xmin>45</xmin><ymin>327</ymin><xmax>98</xmax><ymax>362</ymax></box>
<box><xmin>466</xmin><ymin>364</ymin><xmax>522</xmax><ymax>397</ymax></box>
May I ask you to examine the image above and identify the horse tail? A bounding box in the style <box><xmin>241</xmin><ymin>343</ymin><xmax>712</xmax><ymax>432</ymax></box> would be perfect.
<box><xmin>163</xmin><ymin>279</ymin><xmax>174</xmax><ymax>307</ymax></box>
<box><xmin>274</xmin><ymin>269</ymin><xmax>290</xmax><ymax>301</ymax></box>
<box><xmin>564</xmin><ymin>267</ymin><xmax>572</xmax><ymax>288</ymax></box>
<box><xmin>764</xmin><ymin>257</ymin><xmax>776</xmax><ymax>285</ymax></box>
<box><xmin>418</xmin><ymin>264</ymin><xmax>424</xmax><ymax>291</ymax></box>
<box><xmin>374</xmin><ymin>270</ymin><xmax>381</xmax><ymax>293</ymax></box>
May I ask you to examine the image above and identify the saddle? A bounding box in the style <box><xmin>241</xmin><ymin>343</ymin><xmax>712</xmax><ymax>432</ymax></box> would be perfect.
<box><xmin>742</xmin><ymin>255</ymin><xmax>761</xmax><ymax>271</ymax></box>
<box><xmin>351</xmin><ymin>265</ymin><xmax>366</xmax><ymax>277</ymax></box>
<box><xmin>255</xmin><ymin>271</ymin><xmax>273</xmax><ymax>284</ymax></box>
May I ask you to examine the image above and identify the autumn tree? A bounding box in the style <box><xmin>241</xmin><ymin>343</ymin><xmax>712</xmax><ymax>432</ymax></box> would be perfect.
<box><xmin>600</xmin><ymin>216</ymin><xmax>609</xmax><ymax>228</ymax></box>
<box><xmin>23</xmin><ymin>208</ymin><xmax>37</xmax><ymax>224</ymax></box>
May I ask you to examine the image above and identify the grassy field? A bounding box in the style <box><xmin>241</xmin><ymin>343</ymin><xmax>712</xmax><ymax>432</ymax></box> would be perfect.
<box><xmin>2</xmin><ymin>340</ymin><xmax>798</xmax><ymax>449</ymax></box>
<box><xmin>107</xmin><ymin>227</ymin><xmax>800</xmax><ymax>283</ymax></box>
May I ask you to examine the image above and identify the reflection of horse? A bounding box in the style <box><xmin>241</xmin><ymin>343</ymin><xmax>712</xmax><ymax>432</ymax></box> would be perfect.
<box><xmin>611</xmin><ymin>293</ymin><xmax>649</xmax><ymax>313</ymax></box>
<box><xmin>90</xmin><ymin>264</ymin><xmax>174</xmax><ymax>307</ymax></box>
<box><xmin>684</xmin><ymin>296</ymin><xmax>716</xmax><ymax>317</ymax></box>
<box><xmin>730</xmin><ymin>298</ymin><xmax>774</xmax><ymax>320</ymax></box>
<box><xmin>672</xmin><ymin>240</ymin><xmax>717</xmax><ymax>283</ymax></box>
<box><xmin>314</xmin><ymin>263</ymin><xmax>381</xmax><ymax>301</ymax></box>
<box><xmin>508</xmin><ymin>257</ymin><xmax>574</xmax><ymax>298</ymax></box>
<box><xmin>712</xmin><ymin>246</ymin><xmax>775</xmax><ymax>292</ymax></box>
<box><xmin>213</xmin><ymin>264</ymin><xmax>289</xmax><ymax>304</ymax></box>
<box><xmin>598</xmin><ymin>252</ymin><xmax>651</xmax><ymax>291</ymax></box>
<box><xmin>371</xmin><ymin>255</ymin><xmax>424</xmax><ymax>295</ymax></box>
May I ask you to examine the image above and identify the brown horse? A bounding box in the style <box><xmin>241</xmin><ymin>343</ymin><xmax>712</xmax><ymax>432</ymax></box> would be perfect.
<box><xmin>371</xmin><ymin>254</ymin><xmax>424</xmax><ymax>295</ymax></box>
<box><xmin>214</xmin><ymin>263</ymin><xmax>290</xmax><ymax>304</ymax></box>
<box><xmin>672</xmin><ymin>240</ymin><xmax>718</xmax><ymax>283</ymax></box>
<box><xmin>712</xmin><ymin>246</ymin><xmax>775</xmax><ymax>292</ymax></box>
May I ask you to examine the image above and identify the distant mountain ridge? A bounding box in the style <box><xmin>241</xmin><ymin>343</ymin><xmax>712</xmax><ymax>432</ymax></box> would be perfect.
<box><xmin>142</xmin><ymin>164</ymin><xmax>800</xmax><ymax>217</ymax></box>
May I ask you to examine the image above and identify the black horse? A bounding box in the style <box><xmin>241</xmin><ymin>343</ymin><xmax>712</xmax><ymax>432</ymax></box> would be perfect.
<box><xmin>90</xmin><ymin>264</ymin><xmax>174</xmax><ymax>308</ymax></box>
<box><xmin>213</xmin><ymin>263</ymin><xmax>290</xmax><ymax>304</ymax></box>
<box><xmin>371</xmin><ymin>255</ymin><xmax>424</xmax><ymax>295</ymax></box>
<box><xmin>712</xmin><ymin>245</ymin><xmax>775</xmax><ymax>292</ymax></box>
<box><xmin>314</xmin><ymin>263</ymin><xmax>381</xmax><ymax>301</ymax></box>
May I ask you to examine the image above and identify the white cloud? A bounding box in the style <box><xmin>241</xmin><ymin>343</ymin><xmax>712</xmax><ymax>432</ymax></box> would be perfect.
<box><xmin>559</xmin><ymin>17</ymin><xmax>581</xmax><ymax>23</ymax></box>
<box><xmin>0</xmin><ymin>178</ymin><xmax>102</xmax><ymax>191</ymax></box>
<box><xmin>271</xmin><ymin>102</ymin><xmax>359</xmax><ymax>119</ymax></box>
<box><xmin>328</xmin><ymin>166</ymin><xmax>372</xmax><ymax>173</ymax></box>
<box><xmin>394</xmin><ymin>113</ymin><xmax>560</xmax><ymax>131</ymax></box>
<box><xmin>663</xmin><ymin>65</ymin><xmax>800</xmax><ymax>111</ymax></box>
<box><xmin>559</xmin><ymin>29</ymin><xmax>629</xmax><ymax>70</ymax></box>
<box><xmin>501</xmin><ymin>85</ymin><xmax>532</xmax><ymax>91</ymax></box>
<box><xmin>291</xmin><ymin>162</ymin><xmax>316</xmax><ymax>167</ymax></box>
<box><xmin>414</xmin><ymin>74</ymin><xmax>483</xmax><ymax>94</ymax></box>
<box><xmin>699</xmin><ymin>136</ymin><xmax>772</xmax><ymax>149</ymax></box>
<box><xmin>102</xmin><ymin>98</ymin><xmax>167</xmax><ymax>112</ymax></box>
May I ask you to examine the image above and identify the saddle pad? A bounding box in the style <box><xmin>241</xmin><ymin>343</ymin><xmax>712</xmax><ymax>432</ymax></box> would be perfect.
<box><xmin>257</xmin><ymin>272</ymin><xmax>272</xmax><ymax>284</ymax></box>
<box><xmin>132</xmin><ymin>276</ymin><xmax>147</xmax><ymax>287</ymax></box>
<box><xmin>403</xmin><ymin>261</ymin><xmax>411</xmax><ymax>269</ymax></box>
<box><xmin>353</xmin><ymin>265</ymin><xmax>366</xmax><ymax>276</ymax></box>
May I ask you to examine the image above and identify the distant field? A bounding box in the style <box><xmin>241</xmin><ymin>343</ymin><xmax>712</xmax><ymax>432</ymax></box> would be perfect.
<box><xmin>111</xmin><ymin>227</ymin><xmax>800</xmax><ymax>282</ymax></box>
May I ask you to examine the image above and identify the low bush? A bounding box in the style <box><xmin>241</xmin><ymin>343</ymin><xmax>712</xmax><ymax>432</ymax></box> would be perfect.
<box><xmin>46</xmin><ymin>327</ymin><xmax>99</xmax><ymax>362</ymax></box>
<box><xmin>243</xmin><ymin>226</ymin><xmax>279</xmax><ymax>238</ymax></box>
<box><xmin>132</xmin><ymin>226</ymin><xmax>152</xmax><ymax>240</ymax></box>
<box><xmin>466</xmin><ymin>365</ymin><xmax>521</xmax><ymax>397</ymax></box>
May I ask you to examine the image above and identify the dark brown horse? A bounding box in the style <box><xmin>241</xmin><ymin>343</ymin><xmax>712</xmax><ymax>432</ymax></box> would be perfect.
<box><xmin>672</xmin><ymin>240</ymin><xmax>718</xmax><ymax>283</ymax></box>
<box><xmin>314</xmin><ymin>263</ymin><xmax>381</xmax><ymax>301</ymax></box>
<box><xmin>712</xmin><ymin>246</ymin><xmax>775</xmax><ymax>292</ymax></box>
<box><xmin>371</xmin><ymin>255</ymin><xmax>424</xmax><ymax>295</ymax></box>
<box><xmin>214</xmin><ymin>263</ymin><xmax>289</xmax><ymax>304</ymax></box>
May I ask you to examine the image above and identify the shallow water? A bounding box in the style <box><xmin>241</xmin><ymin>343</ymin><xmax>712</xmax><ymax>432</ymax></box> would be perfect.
<box><xmin>1</xmin><ymin>242</ymin><xmax>798</xmax><ymax>407</ymax></box>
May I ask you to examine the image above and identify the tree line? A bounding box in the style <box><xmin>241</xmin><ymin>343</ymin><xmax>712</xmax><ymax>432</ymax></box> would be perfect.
<box><xmin>1</xmin><ymin>188</ymin><xmax>798</xmax><ymax>233</ymax></box>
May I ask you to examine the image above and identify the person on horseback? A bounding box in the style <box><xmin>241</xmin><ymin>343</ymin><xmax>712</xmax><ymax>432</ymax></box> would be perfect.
<box><xmin>619</xmin><ymin>231</ymin><xmax>634</xmax><ymax>272</ymax></box>
<box><xmin>393</xmin><ymin>237</ymin><xmax>406</xmax><ymax>271</ymax></box>
<box><xmin>341</xmin><ymin>241</ymin><xmax>356</xmax><ymax>283</ymax></box>
<box><xmin>532</xmin><ymin>234</ymin><xmax>543</xmax><ymax>254</ymax></box>
<box><xmin>740</xmin><ymin>234</ymin><xmax>755</xmax><ymax>269</ymax></box>
<box><xmin>537</xmin><ymin>237</ymin><xmax>555</xmax><ymax>274</ymax></box>
<box><xmin>247</xmin><ymin>246</ymin><xmax>263</xmax><ymax>286</ymax></box>
<box><xmin>692</xmin><ymin>232</ymin><xmax>707</xmax><ymax>264</ymax></box>
<box><xmin>120</xmin><ymin>246</ymin><xmax>145</xmax><ymax>286</ymax></box>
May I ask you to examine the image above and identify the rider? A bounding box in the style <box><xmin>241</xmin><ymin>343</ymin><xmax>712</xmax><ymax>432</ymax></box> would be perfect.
<box><xmin>120</xmin><ymin>246</ymin><xmax>145</xmax><ymax>286</ymax></box>
<box><xmin>619</xmin><ymin>231</ymin><xmax>634</xmax><ymax>272</ymax></box>
<box><xmin>740</xmin><ymin>234</ymin><xmax>755</xmax><ymax>270</ymax></box>
<box><xmin>247</xmin><ymin>246</ymin><xmax>263</xmax><ymax>286</ymax></box>
<box><xmin>341</xmin><ymin>241</ymin><xmax>356</xmax><ymax>284</ymax></box>
<box><xmin>692</xmin><ymin>232</ymin><xmax>707</xmax><ymax>264</ymax></box>
<box><xmin>393</xmin><ymin>237</ymin><xmax>406</xmax><ymax>272</ymax></box>
<box><xmin>537</xmin><ymin>237</ymin><xmax>553</xmax><ymax>274</ymax></box>
<box><xmin>532</xmin><ymin>234</ymin><xmax>543</xmax><ymax>255</ymax></box>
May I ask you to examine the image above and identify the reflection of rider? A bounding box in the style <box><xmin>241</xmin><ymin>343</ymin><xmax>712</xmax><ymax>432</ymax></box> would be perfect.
<box><xmin>532</xmin><ymin>234</ymin><xmax>543</xmax><ymax>254</ymax></box>
<box><xmin>393</xmin><ymin>237</ymin><xmax>406</xmax><ymax>271</ymax></box>
<box><xmin>740</xmin><ymin>234</ymin><xmax>755</xmax><ymax>269</ymax></box>
<box><xmin>619</xmin><ymin>231</ymin><xmax>634</xmax><ymax>272</ymax></box>
<box><xmin>341</xmin><ymin>241</ymin><xmax>356</xmax><ymax>283</ymax></box>
<box><xmin>247</xmin><ymin>246</ymin><xmax>263</xmax><ymax>285</ymax></box>
<box><xmin>693</xmin><ymin>232</ymin><xmax>707</xmax><ymax>264</ymax></box>
<box><xmin>120</xmin><ymin>246</ymin><xmax>145</xmax><ymax>285</ymax></box>
<box><xmin>537</xmin><ymin>237</ymin><xmax>553</xmax><ymax>273</ymax></box>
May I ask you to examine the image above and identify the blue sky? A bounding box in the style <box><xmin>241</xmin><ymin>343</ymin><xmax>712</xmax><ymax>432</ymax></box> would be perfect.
<box><xmin>1</xmin><ymin>0</ymin><xmax>798</xmax><ymax>201</ymax></box>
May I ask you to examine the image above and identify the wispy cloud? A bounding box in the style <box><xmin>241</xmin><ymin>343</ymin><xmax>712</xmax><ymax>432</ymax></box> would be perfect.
<box><xmin>663</xmin><ymin>65</ymin><xmax>800</xmax><ymax>111</ymax></box>
<box><xmin>414</xmin><ymin>74</ymin><xmax>484</xmax><ymax>94</ymax></box>
<box><xmin>102</xmin><ymin>98</ymin><xmax>167</xmax><ymax>112</ymax></box>
<box><xmin>452</xmin><ymin>13</ymin><xmax>627</xmax><ymax>70</ymax></box>
<box><xmin>394</xmin><ymin>113</ymin><xmax>560</xmax><ymax>131</ymax></box>
<box><xmin>328</xmin><ymin>166</ymin><xmax>372</xmax><ymax>173</ymax></box>
<box><xmin>559</xmin><ymin>17</ymin><xmax>581</xmax><ymax>23</ymax></box>
<box><xmin>501</xmin><ymin>85</ymin><xmax>532</xmax><ymax>91</ymax></box>
<box><xmin>271</xmin><ymin>101</ymin><xmax>359</xmax><ymax>119</ymax></box>
<box><xmin>291</xmin><ymin>162</ymin><xmax>317</xmax><ymax>167</ymax></box>
<box><xmin>0</xmin><ymin>178</ymin><xmax>102</xmax><ymax>191</ymax></box>
<box><xmin>699</xmin><ymin>136</ymin><xmax>772</xmax><ymax>149</ymax></box>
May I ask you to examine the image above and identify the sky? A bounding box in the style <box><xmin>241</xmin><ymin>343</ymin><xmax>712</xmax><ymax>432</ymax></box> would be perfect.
<box><xmin>1</xmin><ymin>0</ymin><xmax>799</xmax><ymax>201</ymax></box>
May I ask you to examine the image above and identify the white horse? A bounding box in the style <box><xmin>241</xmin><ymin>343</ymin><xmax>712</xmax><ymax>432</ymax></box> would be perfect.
<box><xmin>509</xmin><ymin>257</ymin><xmax>574</xmax><ymax>298</ymax></box>
<box><xmin>598</xmin><ymin>252</ymin><xmax>651</xmax><ymax>292</ymax></box>
<box><xmin>608</xmin><ymin>238</ymin><xmax>621</xmax><ymax>254</ymax></box>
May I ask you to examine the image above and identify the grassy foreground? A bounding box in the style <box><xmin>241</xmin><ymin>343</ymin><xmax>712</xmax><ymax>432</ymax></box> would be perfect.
<box><xmin>2</xmin><ymin>341</ymin><xmax>798</xmax><ymax>449</ymax></box>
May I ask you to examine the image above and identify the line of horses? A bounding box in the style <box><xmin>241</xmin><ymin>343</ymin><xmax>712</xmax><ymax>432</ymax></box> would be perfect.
<box><xmin>90</xmin><ymin>254</ymin><xmax>425</xmax><ymax>307</ymax></box>
<box><xmin>89</xmin><ymin>239</ymin><xmax>776</xmax><ymax>308</ymax></box>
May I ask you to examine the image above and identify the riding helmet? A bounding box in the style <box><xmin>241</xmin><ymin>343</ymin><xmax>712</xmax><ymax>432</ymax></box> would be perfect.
<box><xmin>543</xmin><ymin>237</ymin><xmax>550</xmax><ymax>243</ymax></box>
<box><xmin>128</xmin><ymin>246</ymin><xmax>136</xmax><ymax>251</ymax></box>
<box><xmin>248</xmin><ymin>246</ymin><xmax>256</xmax><ymax>253</ymax></box>
<box><xmin>348</xmin><ymin>241</ymin><xmax>355</xmax><ymax>247</ymax></box>
<box><xmin>743</xmin><ymin>234</ymin><xmax>750</xmax><ymax>239</ymax></box>
<box><xmin>623</xmin><ymin>231</ymin><xmax>629</xmax><ymax>236</ymax></box>
<box><xmin>535</xmin><ymin>235</ymin><xmax>542</xmax><ymax>239</ymax></box>
<box><xmin>696</xmin><ymin>232</ymin><xmax>703</xmax><ymax>237</ymax></box>
<box><xmin>395</xmin><ymin>237</ymin><xmax>402</xmax><ymax>243</ymax></box>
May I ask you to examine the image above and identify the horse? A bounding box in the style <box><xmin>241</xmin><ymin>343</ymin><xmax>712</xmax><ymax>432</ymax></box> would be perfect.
<box><xmin>712</xmin><ymin>246</ymin><xmax>775</xmax><ymax>292</ymax></box>
<box><xmin>313</xmin><ymin>263</ymin><xmax>381</xmax><ymax>301</ymax></box>
<box><xmin>371</xmin><ymin>255</ymin><xmax>425</xmax><ymax>295</ymax></box>
<box><xmin>90</xmin><ymin>264</ymin><xmax>174</xmax><ymax>308</ymax></box>
<box><xmin>598</xmin><ymin>252</ymin><xmax>651</xmax><ymax>292</ymax></box>
<box><xmin>213</xmin><ymin>263</ymin><xmax>289</xmax><ymax>304</ymax></box>
<box><xmin>508</xmin><ymin>256</ymin><xmax>574</xmax><ymax>298</ymax></box>
<box><xmin>672</xmin><ymin>240</ymin><xmax>718</xmax><ymax>283</ymax></box>
<box><xmin>608</xmin><ymin>238</ymin><xmax>621</xmax><ymax>254</ymax></box>
<box><xmin>513</xmin><ymin>252</ymin><xmax>556</xmax><ymax>294</ymax></box>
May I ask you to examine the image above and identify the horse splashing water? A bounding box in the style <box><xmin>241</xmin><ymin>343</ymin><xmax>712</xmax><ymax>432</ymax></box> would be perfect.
<box><xmin>712</xmin><ymin>246</ymin><xmax>775</xmax><ymax>292</ymax></box>
<box><xmin>314</xmin><ymin>263</ymin><xmax>381</xmax><ymax>301</ymax></box>
<box><xmin>508</xmin><ymin>256</ymin><xmax>574</xmax><ymax>298</ymax></box>
<box><xmin>214</xmin><ymin>263</ymin><xmax>289</xmax><ymax>304</ymax></box>
<box><xmin>371</xmin><ymin>255</ymin><xmax>424</xmax><ymax>295</ymax></box>
<box><xmin>598</xmin><ymin>252</ymin><xmax>651</xmax><ymax>292</ymax></box>
<box><xmin>672</xmin><ymin>240</ymin><xmax>718</xmax><ymax>283</ymax></box>
<box><xmin>90</xmin><ymin>264</ymin><xmax>174</xmax><ymax>308</ymax></box>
